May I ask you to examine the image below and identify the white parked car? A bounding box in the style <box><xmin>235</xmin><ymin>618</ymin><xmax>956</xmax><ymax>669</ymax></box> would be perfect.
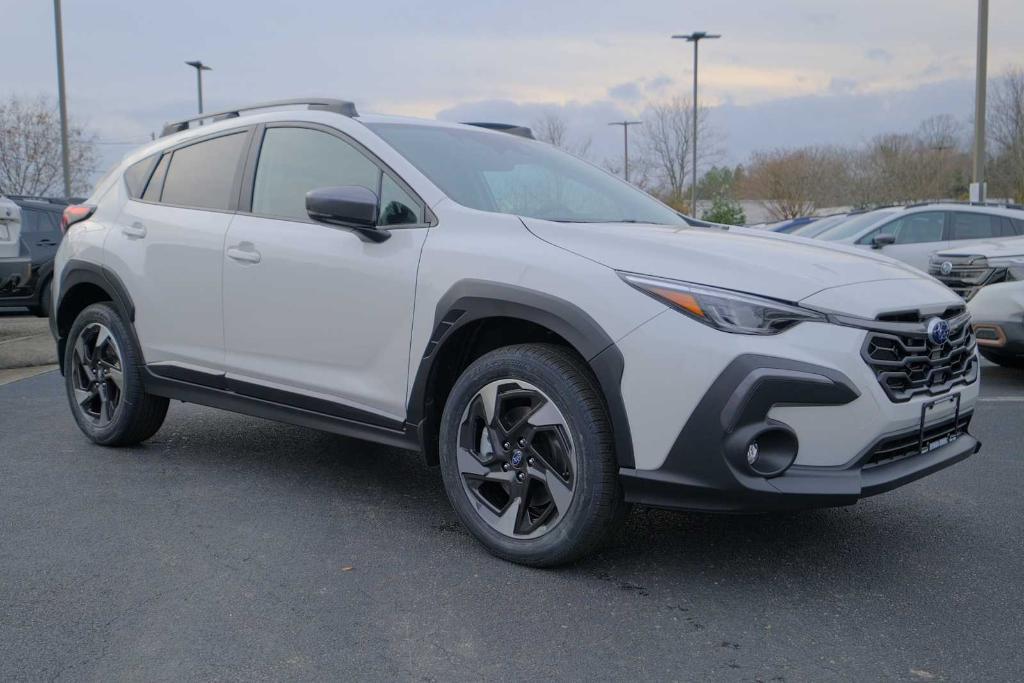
<box><xmin>51</xmin><ymin>99</ymin><xmax>981</xmax><ymax>565</ymax></box>
<box><xmin>931</xmin><ymin>237</ymin><xmax>1024</xmax><ymax>369</ymax></box>
<box><xmin>0</xmin><ymin>196</ymin><xmax>31</xmax><ymax>293</ymax></box>
<box><xmin>816</xmin><ymin>203</ymin><xmax>1024</xmax><ymax>271</ymax></box>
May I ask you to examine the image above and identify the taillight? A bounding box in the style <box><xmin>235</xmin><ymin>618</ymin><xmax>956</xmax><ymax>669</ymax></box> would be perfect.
<box><xmin>61</xmin><ymin>204</ymin><xmax>95</xmax><ymax>234</ymax></box>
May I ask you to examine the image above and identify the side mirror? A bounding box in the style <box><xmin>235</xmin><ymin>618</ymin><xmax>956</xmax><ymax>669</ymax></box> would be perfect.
<box><xmin>306</xmin><ymin>186</ymin><xmax>390</xmax><ymax>242</ymax></box>
<box><xmin>871</xmin><ymin>234</ymin><xmax>896</xmax><ymax>249</ymax></box>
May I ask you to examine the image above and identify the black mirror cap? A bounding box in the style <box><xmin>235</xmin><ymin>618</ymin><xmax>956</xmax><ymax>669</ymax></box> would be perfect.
<box><xmin>872</xmin><ymin>234</ymin><xmax>896</xmax><ymax>248</ymax></box>
<box><xmin>306</xmin><ymin>186</ymin><xmax>379</xmax><ymax>228</ymax></box>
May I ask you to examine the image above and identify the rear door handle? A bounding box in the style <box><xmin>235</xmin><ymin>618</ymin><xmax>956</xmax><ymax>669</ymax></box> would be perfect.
<box><xmin>122</xmin><ymin>222</ymin><xmax>147</xmax><ymax>238</ymax></box>
<box><xmin>226</xmin><ymin>245</ymin><xmax>261</xmax><ymax>264</ymax></box>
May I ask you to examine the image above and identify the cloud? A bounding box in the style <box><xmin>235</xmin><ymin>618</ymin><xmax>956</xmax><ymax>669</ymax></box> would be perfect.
<box><xmin>828</xmin><ymin>77</ymin><xmax>859</xmax><ymax>95</ymax></box>
<box><xmin>645</xmin><ymin>75</ymin><xmax>674</xmax><ymax>92</ymax></box>
<box><xmin>608</xmin><ymin>82</ymin><xmax>643</xmax><ymax>101</ymax></box>
<box><xmin>865</xmin><ymin>48</ymin><xmax>894</xmax><ymax>64</ymax></box>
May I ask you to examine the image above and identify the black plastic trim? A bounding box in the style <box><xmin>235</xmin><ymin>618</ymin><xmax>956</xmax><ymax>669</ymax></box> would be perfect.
<box><xmin>407</xmin><ymin>279</ymin><xmax>635</xmax><ymax>468</ymax></box>
<box><xmin>55</xmin><ymin>260</ymin><xmax>140</xmax><ymax>374</ymax></box>
<box><xmin>143</xmin><ymin>368</ymin><xmax>418</xmax><ymax>451</ymax></box>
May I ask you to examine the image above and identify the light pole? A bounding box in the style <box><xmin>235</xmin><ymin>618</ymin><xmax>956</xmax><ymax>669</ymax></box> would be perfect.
<box><xmin>608</xmin><ymin>120</ymin><xmax>642</xmax><ymax>182</ymax></box>
<box><xmin>53</xmin><ymin>0</ymin><xmax>71</xmax><ymax>198</ymax></box>
<box><xmin>672</xmin><ymin>31</ymin><xmax>720</xmax><ymax>214</ymax></box>
<box><xmin>185</xmin><ymin>60</ymin><xmax>212</xmax><ymax>115</ymax></box>
<box><xmin>971</xmin><ymin>0</ymin><xmax>989</xmax><ymax>203</ymax></box>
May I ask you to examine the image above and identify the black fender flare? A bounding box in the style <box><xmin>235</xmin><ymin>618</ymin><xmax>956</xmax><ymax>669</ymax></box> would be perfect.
<box><xmin>55</xmin><ymin>259</ymin><xmax>139</xmax><ymax>373</ymax></box>
<box><xmin>407</xmin><ymin>279</ymin><xmax>635</xmax><ymax>468</ymax></box>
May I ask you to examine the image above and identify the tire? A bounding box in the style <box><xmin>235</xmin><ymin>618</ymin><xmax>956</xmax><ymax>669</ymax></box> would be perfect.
<box><xmin>30</xmin><ymin>280</ymin><xmax>52</xmax><ymax>318</ymax></box>
<box><xmin>438</xmin><ymin>343</ymin><xmax>627</xmax><ymax>567</ymax></box>
<box><xmin>980</xmin><ymin>348</ymin><xmax>1024</xmax><ymax>369</ymax></box>
<box><xmin>64</xmin><ymin>302</ymin><xmax>169</xmax><ymax>446</ymax></box>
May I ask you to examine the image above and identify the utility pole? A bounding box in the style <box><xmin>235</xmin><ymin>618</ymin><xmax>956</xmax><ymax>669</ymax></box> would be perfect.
<box><xmin>53</xmin><ymin>0</ymin><xmax>71</xmax><ymax>198</ymax></box>
<box><xmin>971</xmin><ymin>0</ymin><xmax>989</xmax><ymax>203</ymax></box>
<box><xmin>672</xmin><ymin>31</ymin><xmax>720</xmax><ymax>214</ymax></box>
<box><xmin>608</xmin><ymin>121</ymin><xmax>642</xmax><ymax>182</ymax></box>
<box><xmin>185</xmin><ymin>61</ymin><xmax>212</xmax><ymax>115</ymax></box>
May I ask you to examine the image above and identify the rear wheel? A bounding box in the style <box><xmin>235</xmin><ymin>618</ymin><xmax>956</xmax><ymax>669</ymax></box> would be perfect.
<box><xmin>980</xmin><ymin>348</ymin><xmax>1024</xmax><ymax>369</ymax></box>
<box><xmin>439</xmin><ymin>344</ymin><xmax>626</xmax><ymax>566</ymax></box>
<box><xmin>64</xmin><ymin>302</ymin><xmax>168</xmax><ymax>446</ymax></box>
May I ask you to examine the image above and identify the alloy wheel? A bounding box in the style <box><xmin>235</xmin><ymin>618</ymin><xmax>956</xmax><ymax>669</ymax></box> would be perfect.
<box><xmin>70</xmin><ymin>323</ymin><xmax>124</xmax><ymax>427</ymax></box>
<box><xmin>456</xmin><ymin>379</ymin><xmax>577</xmax><ymax>539</ymax></box>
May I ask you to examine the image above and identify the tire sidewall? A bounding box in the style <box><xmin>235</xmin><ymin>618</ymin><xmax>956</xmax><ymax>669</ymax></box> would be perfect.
<box><xmin>439</xmin><ymin>346</ymin><xmax>616</xmax><ymax>564</ymax></box>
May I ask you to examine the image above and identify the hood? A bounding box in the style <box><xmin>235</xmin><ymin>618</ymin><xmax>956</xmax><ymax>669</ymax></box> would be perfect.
<box><xmin>523</xmin><ymin>219</ymin><xmax>926</xmax><ymax>303</ymax></box>
<box><xmin>934</xmin><ymin>236</ymin><xmax>1024</xmax><ymax>260</ymax></box>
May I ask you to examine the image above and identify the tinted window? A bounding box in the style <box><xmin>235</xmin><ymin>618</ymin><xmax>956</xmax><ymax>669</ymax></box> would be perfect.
<box><xmin>819</xmin><ymin>209</ymin><xmax>899</xmax><ymax>241</ymax></box>
<box><xmin>124</xmin><ymin>155</ymin><xmax>159</xmax><ymax>199</ymax></box>
<box><xmin>861</xmin><ymin>212</ymin><xmax>945</xmax><ymax>245</ymax></box>
<box><xmin>19</xmin><ymin>209</ymin><xmax>42</xmax><ymax>234</ymax></box>
<box><xmin>1014</xmin><ymin>218</ymin><xmax>1024</xmax><ymax>235</ymax></box>
<box><xmin>366</xmin><ymin>123</ymin><xmax>686</xmax><ymax>225</ymax></box>
<box><xmin>252</xmin><ymin>127</ymin><xmax>380</xmax><ymax>222</ymax></box>
<box><xmin>378</xmin><ymin>174</ymin><xmax>422</xmax><ymax>225</ymax></box>
<box><xmin>949</xmin><ymin>212</ymin><xmax>1011</xmax><ymax>240</ymax></box>
<box><xmin>143</xmin><ymin>154</ymin><xmax>169</xmax><ymax>202</ymax></box>
<box><xmin>161</xmin><ymin>132</ymin><xmax>248</xmax><ymax>210</ymax></box>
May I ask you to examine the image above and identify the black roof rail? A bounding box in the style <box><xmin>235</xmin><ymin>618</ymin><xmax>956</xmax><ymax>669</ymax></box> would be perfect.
<box><xmin>463</xmin><ymin>122</ymin><xmax>535</xmax><ymax>139</ymax></box>
<box><xmin>160</xmin><ymin>98</ymin><xmax>359</xmax><ymax>137</ymax></box>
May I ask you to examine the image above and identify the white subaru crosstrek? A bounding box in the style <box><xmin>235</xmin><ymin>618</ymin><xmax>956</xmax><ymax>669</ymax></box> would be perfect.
<box><xmin>51</xmin><ymin>99</ymin><xmax>981</xmax><ymax>566</ymax></box>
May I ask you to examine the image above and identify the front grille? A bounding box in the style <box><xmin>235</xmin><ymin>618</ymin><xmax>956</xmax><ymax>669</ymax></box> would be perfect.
<box><xmin>929</xmin><ymin>255</ymin><xmax>1008</xmax><ymax>300</ymax></box>
<box><xmin>861</xmin><ymin>310</ymin><xmax>978</xmax><ymax>402</ymax></box>
<box><xmin>864</xmin><ymin>412</ymin><xmax>972</xmax><ymax>468</ymax></box>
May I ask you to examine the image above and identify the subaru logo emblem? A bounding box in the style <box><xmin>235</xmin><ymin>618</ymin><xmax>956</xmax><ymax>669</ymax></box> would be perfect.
<box><xmin>926</xmin><ymin>317</ymin><xmax>950</xmax><ymax>346</ymax></box>
<box><xmin>940</xmin><ymin>261</ymin><xmax>953</xmax><ymax>275</ymax></box>
<box><xmin>511</xmin><ymin>449</ymin><xmax>523</xmax><ymax>466</ymax></box>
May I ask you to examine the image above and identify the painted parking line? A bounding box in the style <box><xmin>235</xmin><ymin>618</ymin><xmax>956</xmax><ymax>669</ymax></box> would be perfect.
<box><xmin>977</xmin><ymin>396</ymin><xmax>1024</xmax><ymax>402</ymax></box>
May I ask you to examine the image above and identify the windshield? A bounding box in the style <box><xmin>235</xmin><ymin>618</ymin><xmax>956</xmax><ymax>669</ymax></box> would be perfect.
<box><xmin>366</xmin><ymin>123</ymin><xmax>686</xmax><ymax>225</ymax></box>
<box><xmin>790</xmin><ymin>214</ymin><xmax>847</xmax><ymax>237</ymax></box>
<box><xmin>818</xmin><ymin>209</ymin><xmax>898</xmax><ymax>241</ymax></box>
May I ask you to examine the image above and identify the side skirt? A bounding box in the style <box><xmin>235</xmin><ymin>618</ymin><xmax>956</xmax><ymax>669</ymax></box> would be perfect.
<box><xmin>143</xmin><ymin>367</ymin><xmax>421</xmax><ymax>452</ymax></box>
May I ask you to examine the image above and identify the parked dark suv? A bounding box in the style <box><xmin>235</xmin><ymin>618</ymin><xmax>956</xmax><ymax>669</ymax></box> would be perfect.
<box><xmin>0</xmin><ymin>196</ymin><xmax>71</xmax><ymax>317</ymax></box>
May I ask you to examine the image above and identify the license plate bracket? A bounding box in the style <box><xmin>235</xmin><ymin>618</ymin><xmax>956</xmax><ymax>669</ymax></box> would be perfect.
<box><xmin>918</xmin><ymin>393</ymin><xmax>961</xmax><ymax>454</ymax></box>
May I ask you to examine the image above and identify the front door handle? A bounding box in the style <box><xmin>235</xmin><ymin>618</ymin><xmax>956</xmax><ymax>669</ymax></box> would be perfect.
<box><xmin>226</xmin><ymin>245</ymin><xmax>261</xmax><ymax>264</ymax></box>
<box><xmin>122</xmin><ymin>222</ymin><xmax>147</xmax><ymax>238</ymax></box>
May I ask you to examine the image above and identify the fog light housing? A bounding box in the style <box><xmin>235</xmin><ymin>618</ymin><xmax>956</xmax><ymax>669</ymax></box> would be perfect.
<box><xmin>726</xmin><ymin>422</ymin><xmax>799</xmax><ymax>478</ymax></box>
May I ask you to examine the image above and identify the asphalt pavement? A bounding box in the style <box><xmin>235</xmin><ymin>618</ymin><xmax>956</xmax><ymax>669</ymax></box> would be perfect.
<box><xmin>1</xmin><ymin>363</ymin><xmax>1022</xmax><ymax>681</ymax></box>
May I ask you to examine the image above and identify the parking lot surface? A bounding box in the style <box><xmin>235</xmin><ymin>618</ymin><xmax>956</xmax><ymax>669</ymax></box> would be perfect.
<box><xmin>2</xmin><ymin>364</ymin><xmax>1022</xmax><ymax>681</ymax></box>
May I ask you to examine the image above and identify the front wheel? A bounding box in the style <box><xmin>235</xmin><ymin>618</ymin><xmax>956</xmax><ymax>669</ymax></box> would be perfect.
<box><xmin>64</xmin><ymin>302</ymin><xmax>169</xmax><ymax>446</ymax></box>
<box><xmin>438</xmin><ymin>344</ymin><xmax>626</xmax><ymax>566</ymax></box>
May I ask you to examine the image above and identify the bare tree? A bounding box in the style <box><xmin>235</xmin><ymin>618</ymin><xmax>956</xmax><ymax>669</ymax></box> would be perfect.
<box><xmin>741</xmin><ymin>146</ymin><xmax>851</xmax><ymax>219</ymax></box>
<box><xmin>532</xmin><ymin>111</ymin><xmax>592</xmax><ymax>159</ymax></box>
<box><xmin>636</xmin><ymin>96</ymin><xmax>717</xmax><ymax>211</ymax></box>
<box><xmin>0</xmin><ymin>95</ymin><xmax>97</xmax><ymax>197</ymax></box>
<box><xmin>989</xmin><ymin>67</ymin><xmax>1024</xmax><ymax>201</ymax></box>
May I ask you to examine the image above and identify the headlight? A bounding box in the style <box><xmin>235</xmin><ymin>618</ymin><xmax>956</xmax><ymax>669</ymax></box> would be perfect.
<box><xmin>619</xmin><ymin>272</ymin><xmax>826</xmax><ymax>335</ymax></box>
<box><xmin>990</xmin><ymin>256</ymin><xmax>1024</xmax><ymax>281</ymax></box>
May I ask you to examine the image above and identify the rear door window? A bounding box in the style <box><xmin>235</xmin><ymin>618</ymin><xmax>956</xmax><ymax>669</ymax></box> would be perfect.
<box><xmin>142</xmin><ymin>154</ymin><xmax>170</xmax><ymax>202</ymax></box>
<box><xmin>949</xmin><ymin>212</ymin><xmax>1010</xmax><ymax>240</ymax></box>
<box><xmin>161</xmin><ymin>132</ymin><xmax>249</xmax><ymax>211</ymax></box>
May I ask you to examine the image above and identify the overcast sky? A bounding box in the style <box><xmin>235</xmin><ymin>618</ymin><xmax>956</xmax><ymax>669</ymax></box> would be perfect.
<box><xmin>4</xmin><ymin>0</ymin><xmax>1023</xmax><ymax>177</ymax></box>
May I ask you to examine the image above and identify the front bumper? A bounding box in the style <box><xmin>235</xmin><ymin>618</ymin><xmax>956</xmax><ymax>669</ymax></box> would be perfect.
<box><xmin>616</xmin><ymin>348</ymin><xmax>981</xmax><ymax>513</ymax></box>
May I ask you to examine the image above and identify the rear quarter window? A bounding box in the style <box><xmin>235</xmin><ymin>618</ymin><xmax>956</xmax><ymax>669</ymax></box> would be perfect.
<box><xmin>124</xmin><ymin>155</ymin><xmax>160</xmax><ymax>199</ymax></box>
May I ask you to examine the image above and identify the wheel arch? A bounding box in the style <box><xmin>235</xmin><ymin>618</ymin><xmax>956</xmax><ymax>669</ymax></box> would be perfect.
<box><xmin>55</xmin><ymin>260</ymin><xmax>138</xmax><ymax>374</ymax></box>
<box><xmin>408</xmin><ymin>280</ymin><xmax>634</xmax><ymax>468</ymax></box>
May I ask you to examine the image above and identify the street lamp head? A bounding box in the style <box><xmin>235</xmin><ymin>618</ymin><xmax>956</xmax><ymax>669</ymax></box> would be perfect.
<box><xmin>185</xmin><ymin>60</ymin><xmax>212</xmax><ymax>71</ymax></box>
<box><xmin>671</xmin><ymin>32</ymin><xmax>721</xmax><ymax>41</ymax></box>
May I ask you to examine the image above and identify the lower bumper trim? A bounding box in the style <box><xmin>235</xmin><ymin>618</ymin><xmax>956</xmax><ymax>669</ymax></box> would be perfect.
<box><xmin>620</xmin><ymin>433</ymin><xmax>981</xmax><ymax>513</ymax></box>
